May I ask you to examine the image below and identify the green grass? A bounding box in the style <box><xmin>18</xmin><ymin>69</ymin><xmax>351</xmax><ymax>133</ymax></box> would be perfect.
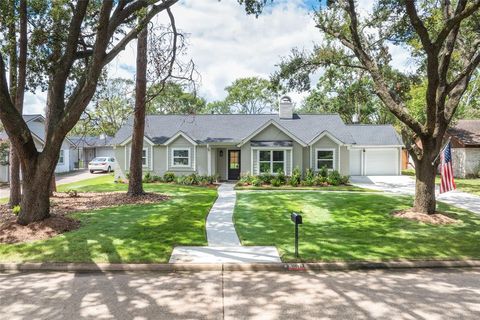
<box><xmin>0</xmin><ymin>176</ymin><xmax>217</xmax><ymax>263</ymax></box>
<box><xmin>402</xmin><ymin>169</ymin><xmax>480</xmax><ymax>196</ymax></box>
<box><xmin>234</xmin><ymin>191</ymin><xmax>480</xmax><ymax>262</ymax></box>
<box><xmin>235</xmin><ymin>185</ymin><xmax>375</xmax><ymax>192</ymax></box>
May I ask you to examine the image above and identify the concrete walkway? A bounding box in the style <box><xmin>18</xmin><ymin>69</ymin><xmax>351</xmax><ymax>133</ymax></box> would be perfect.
<box><xmin>206</xmin><ymin>184</ymin><xmax>241</xmax><ymax>246</ymax></box>
<box><xmin>350</xmin><ymin>175</ymin><xmax>480</xmax><ymax>214</ymax></box>
<box><xmin>170</xmin><ymin>183</ymin><xmax>281</xmax><ymax>264</ymax></box>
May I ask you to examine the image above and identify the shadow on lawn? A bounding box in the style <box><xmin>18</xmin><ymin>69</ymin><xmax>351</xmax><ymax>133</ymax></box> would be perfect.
<box><xmin>235</xmin><ymin>192</ymin><xmax>480</xmax><ymax>262</ymax></box>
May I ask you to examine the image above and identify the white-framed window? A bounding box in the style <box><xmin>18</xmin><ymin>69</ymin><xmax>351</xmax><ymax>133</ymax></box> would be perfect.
<box><xmin>172</xmin><ymin>148</ymin><xmax>190</xmax><ymax>167</ymax></box>
<box><xmin>142</xmin><ymin>148</ymin><xmax>148</xmax><ymax>167</ymax></box>
<box><xmin>258</xmin><ymin>149</ymin><xmax>285</xmax><ymax>174</ymax></box>
<box><xmin>58</xmin><ymin>150</ymin><xmax>64</xmax><ymax>165</ymax></box>
<box><xmin>316</xmin><ymin>148</ymin><xmax>335</xmax><ymax>170</ymax></box>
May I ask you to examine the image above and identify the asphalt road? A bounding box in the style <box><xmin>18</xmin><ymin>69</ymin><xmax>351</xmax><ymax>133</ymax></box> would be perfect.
<box><xmin>1</xmin><ymin>268</ymin><xmax>479</xmax><ymax>319</ymax></box>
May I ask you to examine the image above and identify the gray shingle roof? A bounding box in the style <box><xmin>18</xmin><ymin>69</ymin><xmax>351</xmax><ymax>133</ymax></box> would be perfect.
<box><xmin>346</xmin><ymin>124</ymin><xmax>403</xmax><ymax>146</ymax></box>
<box><xmin>0</xmin><ymin>114</ymin><xmax>46</xmax><ymax>142</ymax></box>
<box><xmin>112</xmin><ymin>114</ymin><xmax>403</xmax><ymax>147</ymax></box>
<box><xmin>69</xmin><ymin>136</ymin><xmax>114</xmax><ymax>148</ymax></box>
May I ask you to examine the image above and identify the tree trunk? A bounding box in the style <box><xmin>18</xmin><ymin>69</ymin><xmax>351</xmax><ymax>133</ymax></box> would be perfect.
<box><xmin>127</xmin><ymin>26</ymin><xmax>148</xmax><ymax>196</ymax></box>
<box><xmin>17</xmin><ymin>161</ymin><xmax>54</xmax><ymax>225</ymax></box>
<box><xmin>9</xmin><ymin>0</ymin><xmax>27</xmax><ymax>208</ymax></box>
<box><xmin>413</xmin><ymin>147</ymin><xmax>437</xmax><ymax>214</ymax></box>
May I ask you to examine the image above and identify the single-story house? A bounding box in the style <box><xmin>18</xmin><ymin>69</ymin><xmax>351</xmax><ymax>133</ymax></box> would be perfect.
<box><xmin>0</xmin><ymin>114</ymin><xmax>77</xmax><ymax>182</ymax></box>
<box><xmin>69</xmin><ymin>135</ymin><xmax>114</xmax><ymax>169</ymax></box>
<box><xmin>111</xmin><ymin>98</ymin><xmax>403</xmax><ymax>180</ymax></box>
<box><xmin>446</xmin><ymin>119</ymin><xmax>480</xmax><ymax>178</ymax></box>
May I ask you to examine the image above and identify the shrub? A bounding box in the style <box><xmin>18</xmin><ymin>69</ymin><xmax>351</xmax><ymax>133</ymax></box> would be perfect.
<box><xmin>319</xmin><ymin>166</ymin><xmax>328</xmax><ymax>178</ymax></box>
<box><xmin>302</xmin><ymin>168</ymin><xmax>315</xmax><ymax>186</ymax></box>
<box><xmin>276</xmin><ymin>169</ymin><xmax>287</xmax><ymax>185</ymax></box>
<box><xmin>143</xmin><ymin>172</ymin><xmax>153</xmax><ymax>183</ymax></box>
<box><xmin>289</xmin><ymin>167</ymin><xmax>301</xmax><ymax>187</ymax></box>
<box><xmin>259</xmin><ymin>173</ymin><xmax>274</xmax><ymax>184</ymax></box>
<box><xmin>238</xmin><ymin>173</ymin><xmax>254</xmax><ymax>186</ymax></box>
<box><xmin>163</xmin><ymin>172</ymin><xmax>176</xmax><ymax>183</ymax></box>
<box><xmin>152</xmin><ymin>175</ymin><xmax>163</xmax><ymax>182</ymax></box>
<box><xmin>12</xmin><ymin>205</ymin><xmax>21</xmax><ymax>216</ymax></box>
<box><xmin>313</xmin><ymin>175</ymin><xmax>327</xmax><ymax>186</ymax></box>
<box><xmin>198</xmin><ymin>175</ymin><xmax>216</xmax><ymax>186</ymax></box>
<box><xmin>271</xmin><ymin>177</ymin><xmax>282</xmax><ymax>187</ymax></box>
<box><xmin>327</xmin><ymin>170</ymin><xmax>342</xmax><ymax>186</ymax></box>
<box><xmin>252</xmin><ymin>177</ymin><xmax>262</xmax><ymax>187</ymax></box>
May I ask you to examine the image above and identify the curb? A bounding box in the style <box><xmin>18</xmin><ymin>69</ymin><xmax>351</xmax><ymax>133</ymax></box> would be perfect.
<box><xmin>1</xmin><ymin>260</ymin><xmax>480</xmax><ymax>272</ymax></box>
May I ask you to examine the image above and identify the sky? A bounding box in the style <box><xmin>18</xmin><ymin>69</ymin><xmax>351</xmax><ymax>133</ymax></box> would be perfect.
<box><xmin>23</xmin><ymin>0</ymin><xmax>412</xmax><ymax>115</ymax></box>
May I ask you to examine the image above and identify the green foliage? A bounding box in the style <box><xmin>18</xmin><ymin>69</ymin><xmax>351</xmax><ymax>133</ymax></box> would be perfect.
<box><xmin>207</xmin><ymin>77</ymin><xmax>278</xmax><ymax>114</ymax></box>
<box><xmin>238</xmin><ymin>173</ymin><xmax>254</xmax><ymax>186</ymax></box>
<box><xmin>301</xmin><ymin>168</ymin><xmax>315</xmax><ymax>186</ymax></box>
<box><xmin>252</xmin><ymin>177</ymin><xmax>262</xmax><ymax>187</ymax></box>
<box><xmin>163</xmin><ymin>172</ymin><xmax>176</xmax><ymax>183</ymax></box>
<box><xmin>147</xmin><ymin>82</ymin><xmax>207</xmax><ymax>115</ymax></box>
<box><xmin>270</xmin><ymin>176</ymin><xmax>282</xmax><ymax>187</ymax></box>
<box><xmin>71</xmin><ymin>78</ymin><xmax>135</xmax><ymax>137</ymax></box>
<box><xmin>319</xmin><ymin>166</ymin><xmax>328</xmax><ymax>178</ymax></box>
<box><xmin>0</xmin><ymin>141</ymin><xmax>9</xmax><ymax>166</ymax></box>
<box><xmin>258</xmin><ymin>173</ymin><xmax>274</xmax><ymax>184</ymax></box>
<box><xmin>12</xmin><ymin>205</ymin><xmax>21</xmax><ymax>216</ymax></box>
<box><xmin>66</xmin><ymin>189</ymin><xmax>78</xmax><ymax>198</ymax></box>
<box><xmin>289</xmin><ymin>167</ymin><xmax>302</xmax><ymax>187</ymax></box>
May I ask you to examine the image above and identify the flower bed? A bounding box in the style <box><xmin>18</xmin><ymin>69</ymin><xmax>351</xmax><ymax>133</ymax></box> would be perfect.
<box><xmin>236</xmin><ymin>167</ymin><xmax>350</xmax><ymax>188</ymax></box>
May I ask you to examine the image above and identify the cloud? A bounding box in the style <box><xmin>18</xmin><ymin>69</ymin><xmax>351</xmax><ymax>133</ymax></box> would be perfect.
<box><xmin>108</xmin><ymin>0</ymin><xmax>323</xmax><ymax>102</ymax></box>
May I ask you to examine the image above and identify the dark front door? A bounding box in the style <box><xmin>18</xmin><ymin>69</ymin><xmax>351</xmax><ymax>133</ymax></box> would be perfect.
<box><xmin>228</xmin><ymin>150</ymin><xmax>241</xmax><ymax>180</ymax></box>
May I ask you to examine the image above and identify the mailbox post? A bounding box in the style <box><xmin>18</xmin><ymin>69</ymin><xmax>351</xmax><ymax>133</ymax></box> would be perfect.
<box><xmin>290</xmin><ymin>212</ymin><xmax>303</xmax><ymax>258</ymax></box>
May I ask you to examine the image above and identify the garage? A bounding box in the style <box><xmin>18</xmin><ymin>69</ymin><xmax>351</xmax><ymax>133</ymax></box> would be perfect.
<box><xmin>364</xmin><ymin>148</ymin><xmax>399</xmax><ymax>175</ymax></box>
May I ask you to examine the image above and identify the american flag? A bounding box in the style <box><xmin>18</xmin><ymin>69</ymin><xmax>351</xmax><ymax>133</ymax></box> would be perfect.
<box><xmin>440</xmin><ymin>142</ymin><xmax>456</xmax><ymax>194</ymax></box>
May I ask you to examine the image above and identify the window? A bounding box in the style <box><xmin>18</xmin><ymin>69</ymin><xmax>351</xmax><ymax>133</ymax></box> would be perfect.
<box><xmin>316</xmin><ymin>149</ymin><xmax>335</xmax><ymax>170</ymax></box>
<box><xmin>172</xmin><ymin>148</ymin><xmax>190</xmax><ymax>167</ymax></box>
<box><xmin>258</xmin><ymin>150</ymin><xmax>285</xmax><ymax>174</ymax></box>
<box><xmin>142</xmin><ymin>149</ymin><xmax>148</xmax><ymax>167</ymax></box>
<box><xmin>58</xmin><ymin>150</ymin><xmax>64</xmax><ymax>164</ymax></box>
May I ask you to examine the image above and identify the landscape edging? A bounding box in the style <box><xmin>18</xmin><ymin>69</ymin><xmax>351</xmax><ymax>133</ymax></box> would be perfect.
<box><xmin>1</xmin><ymin>259</ymin><xmax>480</xmax><ymax>272</ymax></box>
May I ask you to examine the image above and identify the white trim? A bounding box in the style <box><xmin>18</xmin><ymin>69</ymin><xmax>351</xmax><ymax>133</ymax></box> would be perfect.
<box><xmin>207</xmin><ymin>145</ymin><xmax>212</xmax><ymax>176</ymax></box>
<box><xmin>315</xmin><ymin>148</ymin><xmax>336</xmax><ymax>170</ymax></box>
<box><xmin>142</xmin><ymin>148</ymin><xmax>149</xmax><ymax>168</ymax></box>
<box><xmin>348</xmin><ymin>145</ymin><xmax>404</xmax><ymax>148</ymax></box>
<box><xmin>225</xmin><ymin>149</ymin><xmax>229</xmax><ymax>179</ymax></box>
<box><xmin>237</xmin><ymin>120</ymin><xmax>307</xmax><ymax>147</ymax></box>
<box><xmin>162</xmin><ymin>131</ymin><xmax>198</xmax><ymax>146</ymax></box>
<box><xmin>58</xmin><ymin>150</ymin><xmax>65</xmax><ymax>165</ymax></box>
<box><xmin>119</xmin><ymin>136</ymin><xmax>155</xmax><ymax>147</ymax></box>
<box><xmin>171</xmin><ymin>147</ymin><xmax>191</xmax><ymax>168</ymax></box>
<box><xmin>125</xmin><ymin>146</ymin><xmax>128</xmax><ymax>171</ymax></box>
<box><xmin>309</xmin><ymin>146</ymin><xmax>312</xmax><ymax>169</ymax></box>
<box><xmin>166</xmin><ymin>145</ymin><xmax>169</xmax><ymax>171</ymax></box>
<box><xmin>309</xmin><ymin>131</ymin><xmax>345</xmax><ymax>146</ymax></box>
<box><xmin>252</xmin><ymin>147</ymin><xmax>291</xmax><ymax>175</ymax></box>
<box><xmin>250</xmin><ymin>148</ymin><xmax>254</xmax><ymax>174</ymax></box>
<box><xmin>150</xmin><ymin>145</ymin><xmax>154</xmax><ymax>171</ymax></box>
<box><xmin>193</xmin><ymin>145</ymin><xmax>197</xmax><ymax>171</ymax></box>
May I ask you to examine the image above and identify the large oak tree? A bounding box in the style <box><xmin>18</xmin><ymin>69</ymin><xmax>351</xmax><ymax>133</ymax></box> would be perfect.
<box><xmin>0</xmin><ymin>0</ymin><xmax>179</xmax><ymax>225</ymax></box>
<box><xmin>244</xmin><ymin>0</ymin><xmax>480</xmax><ymax>214</ymax></box>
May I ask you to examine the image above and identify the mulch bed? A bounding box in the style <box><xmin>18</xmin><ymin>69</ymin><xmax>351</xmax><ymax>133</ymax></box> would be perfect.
<box><xmin>0</xmin><ymin>192</ymin><xmax>169</xmax><ymax>244</ymax></box>
<box><xmin>392</xmin><ymin>209</ymin><xmax>460</xmax><ymax>225</ymax></box>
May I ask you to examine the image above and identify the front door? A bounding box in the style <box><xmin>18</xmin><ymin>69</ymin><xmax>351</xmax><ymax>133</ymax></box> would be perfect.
<box><xmin>228</xmin><ymin>150</ymin><xmax>241</xmax><ymax>180</ymax></box>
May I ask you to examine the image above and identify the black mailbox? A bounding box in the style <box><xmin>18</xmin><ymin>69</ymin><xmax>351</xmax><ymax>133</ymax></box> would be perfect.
<box><xmin>291</xmin><ymin>212</ymin><xmax>302</xmax><ymax>224</ymax></box>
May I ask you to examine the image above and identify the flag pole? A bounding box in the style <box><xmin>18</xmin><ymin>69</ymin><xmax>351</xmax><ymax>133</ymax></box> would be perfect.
<box><xmin>431</xmin><ymin>136</ymin><xmax>452</xmax><ymax>166</ymax></box>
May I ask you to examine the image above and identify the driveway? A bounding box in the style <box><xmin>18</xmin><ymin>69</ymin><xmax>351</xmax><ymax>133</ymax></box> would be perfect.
<box><xmin>350</xmin><ymin>175</ymin><xmax>480</xmax><ymax>214</ymax></box>
<box><xmin>0</xmin><ymin>170</ymin><xmax>99</xmax><ymax>199</ymax></box>
<box><xmin>1</xmin><ymin>268</ymin><xmax>479</xmax><ymax>319</ymax></box>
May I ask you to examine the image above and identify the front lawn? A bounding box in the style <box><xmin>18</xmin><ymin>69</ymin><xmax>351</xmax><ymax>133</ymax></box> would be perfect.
<box><xmin>234</xmin><ymin>185</ymin><xmax>374</xmax><ymax>192</ymax></box>
<box><xmin>234</xmin><ymin>191</ymin><xmax>480</xmax><ymax>262</ymax></box>
<box><xmin>0</xmin><ymin>177</ymin><xmax>217</xmax><ymax>263</ymax></box>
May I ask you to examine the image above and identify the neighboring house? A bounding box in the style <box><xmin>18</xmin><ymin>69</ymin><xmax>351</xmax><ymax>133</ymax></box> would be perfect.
<box><xmin>112</xmin><ymin>98</ymin><xmax>403</xmax><ymax>180</ymax></box>
<box><xmin>446</xmin><ymin>119</ymin><xmax>480</xmax><ymax>178</ymax></box>
<box><xmin>69</xmin><ymin>135</ymin><xmax>114</xmax><ymax>168</ymax></box>
<box><xmin>0</xmin><ymin>114</ymin><xmax>77</xmax><ymax>182</ymax></box>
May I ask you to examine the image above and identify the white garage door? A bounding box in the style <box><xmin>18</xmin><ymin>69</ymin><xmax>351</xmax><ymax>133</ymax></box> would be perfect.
<box><xmin>365</xmin><ymin>149</ymin><xmax>398</xmax><ymax>175</ymax></box>
<box><xmin>349</xmin><ymin>149</ymin><xmax>362</xmax><ymax>175</ymax></box>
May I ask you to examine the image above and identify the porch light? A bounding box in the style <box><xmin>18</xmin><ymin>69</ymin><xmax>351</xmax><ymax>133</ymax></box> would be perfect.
<box><xmin>219</xmin><ymin>150</ymin><xmax>223</xmax><ymax>157</ymax></box>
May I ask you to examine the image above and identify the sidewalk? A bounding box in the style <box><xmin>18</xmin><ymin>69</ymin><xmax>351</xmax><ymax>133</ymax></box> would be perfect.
<box><xmin>170</xmin><ymin>183</ymin><xmax>281</xmax><ymax>264</ymax></box>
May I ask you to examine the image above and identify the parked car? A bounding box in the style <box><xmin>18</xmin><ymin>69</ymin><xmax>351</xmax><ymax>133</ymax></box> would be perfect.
<box><xmin>88</xmin><ymin>157</ymin><xmax>116</xmax><ymax>173</ymax></box>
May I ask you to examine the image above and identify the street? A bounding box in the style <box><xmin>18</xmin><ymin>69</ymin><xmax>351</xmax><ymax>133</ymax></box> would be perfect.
<box><xmin>1</xmin><ymin>268</ymin><xmax>479</xmax><ymax>319</ymax></box>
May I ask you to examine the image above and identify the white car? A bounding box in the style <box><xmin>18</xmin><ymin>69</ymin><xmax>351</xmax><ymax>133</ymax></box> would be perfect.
<box><xmin>88</xmin><ymin>157</ymin><xmax>116</xmax><ymax>173</ymax></box>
